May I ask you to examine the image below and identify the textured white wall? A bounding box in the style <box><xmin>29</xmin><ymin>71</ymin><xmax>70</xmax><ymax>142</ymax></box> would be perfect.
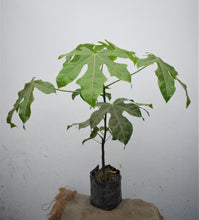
<box><xmin>0</xmin><ymin>0</ymin><xmax>198</xmax><ymax>219</ymax></box>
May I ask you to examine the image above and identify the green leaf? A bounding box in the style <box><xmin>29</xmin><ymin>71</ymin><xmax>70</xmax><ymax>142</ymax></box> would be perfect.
<box><xmin>155</xmin><ymin>59</ymin><xmax>177</xmax><ymax>102</ymax></box>
<box><xmin>108</xmin><ymin>99</ymin><xmax>142</xmax><ymax>144</ymax></box>
<box><xmin>137</xmin><ymin>54</ymin><xmax>191</xmax><ymax>107</ymax></box>
<box><xmin>34</xmin><ymin>80</ymin><xmax>56</xmax><ymax>94</ymax></box>
<box><xmin>104</xmin><ymin>40</ymin><xmax>138</xmax><ymax>64</ymax></box>
<box><xmin>131</xmin><ymin>101</ymin><xmax>153</xmax><ymax>109</ymax></box>
<box><xmin>130</xmin><ymin>100</ymin><xmax>153</xmax><ymax>116</ymax></box>
<box><xmin>112</xmin><ymin>98</ymin><xmax>142</xmax><ymax>118</ymax></box>
<box><xmin>57</xmin><ymin>40</ymin><xmax>138</xmax><ymax>107</ymax></box>
<box><xmin>137</xmin><ymin>54</ymin><xmax>157</xmax><ymax>67</ymax></box>
<box><xmin>67</xmin><ymin>119</ymin><xmax>90</xmax><ymax>130</ymax></box>
<box><xmin>82</xmin><ymin>127</ymin><xmax>99</xmax><ymax>145</ymax></box>
<box><xmin>57</xmin><ymin>52</ymin><xmax>92</xmax><ymax>88</ymax></box>
<box><xmin>76</xmin><ymin>55</ymin><xmax>107</xmax><ymax>107</ymax></box>
<box><xmin>109</xmin><ymin>113</ymin><xmax>132</xmax><ymax>145</ymax></box>
<box><xmin>98</xmin><ymin>55</ymin><xmax>131</xmax><ymax>82</ymax></box>
<box><xmin>90</xmin><ymin>103</ymin><xmax>111</xmax><ymax>128</ymax></box>
<box><xmin>104</xmin><ymin>92</ymin><xmax>112</xmax><ymax>101</ymax></box>
<box><xmin>175</xmin><ymin>78</ymin><xmax>191</xmax><ymax>108</ymax></box>
<box><xmin>79</xmin><ymin>119</ymin><xmax>90</xmax><ymax>129</ymax></box>
<box><xmin>18</xmin><ymin>81</ymin><xmax>35</xmax><ymax>126</ymax></box>
<box><xmin>89</xmin><ymin>98</ymin><xmax>149</xmax><ymax>145</ymax></box>
<box><xmin>7</xmin><ymin>97</ymin><xmax>23</xmax><ymax>128</ymax></box>
<box><xmin>71</xmin><ymin>89</ymin><xmax>81</xmax><ymax>100</ymax></box>
<box><xmin>66</xmin><ymin>118</ymin><xmax>99</xmax><ymax>145</ymax></box>
<box><xmin>7</xmin><ymin>78</ymin><xmax>56</xmax><ymax>128</ymax></box>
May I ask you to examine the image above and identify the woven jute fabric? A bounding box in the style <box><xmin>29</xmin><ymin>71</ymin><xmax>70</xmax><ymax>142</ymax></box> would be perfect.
<box><xmin>47</xmin><ymin>187</ymin><xmax>164</xmax><ymax>220</ymax></box>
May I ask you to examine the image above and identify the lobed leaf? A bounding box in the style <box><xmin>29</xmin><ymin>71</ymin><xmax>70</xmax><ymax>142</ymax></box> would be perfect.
<box><xmin>89</xmin><ymin>98</ymin><xmax>150</xmax><ymax>145</ymax></box>
<box><xmin>7</xmin><ymin>78</ymin><xmax>56</xmax><ymax>129</ymax></box>
<box><xmin>137</xmin><ymin>54</ymin><xmax>191</xmax><ymax>107</ymax></box>
<box><xmin>112</xmin><ymin>99</ymin><xmax>142</xmax><ymax>118</ymax></box>
<box><xmin>57</xmin><ymin>40</ymin><xmax>138</xmax><ymax>107</ymax></box>
<box><xmin>76</xmin><ymin>55</ymin><xmax>107</xmax><ymax>107</ymax></box>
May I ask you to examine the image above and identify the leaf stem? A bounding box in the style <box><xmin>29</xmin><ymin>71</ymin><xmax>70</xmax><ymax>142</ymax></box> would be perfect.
<box><xmin>55</xmin><ymin>88</ymin><xmax>78</xmax><ymax>93</ymax></box>
<box><xmin>93</xmin><ymin>138</ymin><xmax>101</xmax><ymax>144</ymax></box>
<box><xmin>105</xmin><ymin>134</ymin><xmax>112</xmax><ymax>142</ymax></box>
<box><xmin>97</xmin><ymin>133</ymin><xmax>103</xmax><ymax>139</ymax></box>
<box><xmin>105</xmin><ymin>66</ymin><xmax>147</xmax><ymax>88</ymax></box>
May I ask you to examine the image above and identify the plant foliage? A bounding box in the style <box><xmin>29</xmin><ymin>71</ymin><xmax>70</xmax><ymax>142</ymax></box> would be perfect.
<box><xmin>7</xmin><ymin>40</ymin><xmax>190</xmax><ymax>152</ymax></box>
<box><xmin>137</xmin><ymin>54</ymin><xmax>190</xmax><ymax>107</ymax></box>
<box><xmin>7</xmin><ymin>78</ymin><xmax>56</xmax><ymax>129</ymax></box>
<box><xmin>57</xmin><ymin>40</ymin><xmax>138</xmax><ymax>107</ymax></box>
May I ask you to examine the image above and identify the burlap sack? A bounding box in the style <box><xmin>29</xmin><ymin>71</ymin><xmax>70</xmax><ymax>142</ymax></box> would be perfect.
<box><xmin>47</xmin><ymin>188</ymin><xmax>164</xmax><ymax>220</ymax></box>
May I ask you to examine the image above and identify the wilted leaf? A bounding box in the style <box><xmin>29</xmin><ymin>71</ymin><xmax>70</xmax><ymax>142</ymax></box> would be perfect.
<box><xmin>7</xmin><ymin>78</ymin><xmax>56</xmax><ymax>128</ymax></box>
<box><xmin>71</xmin><ymin>89</ymin><xmax>81</xmax><ymax>100</ymax></box>
<box><xmin>176</xmin><ymin>78</ymin><xmax>191</xmax><ymax>108</ymax></box>
<box><xmin>104</xmin><ymin>92</ymin><xmax>112</xmax><ymax>101</ymax></box>
<box><xmin>34</xmin><ymin>80</ymin><xmax>56</xmax><ymax>94</ymax></box>
<box><xmin>67</xmin><ymin>119</ymin><xmax>90</xmax><ymax>130</ymax></box>
<box><xmin>82</xmin><ymin>127</ymin><xmax>99</xmax><ymax>144</ymax></box>
<box><xmin>137</xmin><ymin>54</ymin><xmax>191</xmax><ymax>107</ymax></box>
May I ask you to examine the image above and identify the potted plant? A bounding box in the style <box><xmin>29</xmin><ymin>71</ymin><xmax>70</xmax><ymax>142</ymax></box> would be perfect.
<box><xmin>7</xmin><ymin>40</ymin><xmax>190</xmax><ymax>211</ymax></box>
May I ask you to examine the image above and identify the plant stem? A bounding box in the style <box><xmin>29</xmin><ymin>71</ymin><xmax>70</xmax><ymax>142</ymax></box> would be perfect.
<box><xmin>55</xmin><ymin>88</ymin><xmax>77</xmax><ymax>93</ymax></box>
<box><xmin>101</xmin><ymin>86</ymin><xmax>107</xmax><ymax>174</ymax></box>
<box><xmin>105</xmin><ymin>66</ymin><xmax>147</xmax><ymax>88</ymax></box>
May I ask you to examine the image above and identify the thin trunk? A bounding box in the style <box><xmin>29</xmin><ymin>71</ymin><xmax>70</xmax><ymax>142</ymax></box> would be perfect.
<box><xmin>102</xmin><ymin>86</ymin><xmax>107</xmax><ymax>180</ymax></box>
<box><xmin>101</xmin><ymin>139</ymin><xmax>105</xmax><ymax>170</ymax></box>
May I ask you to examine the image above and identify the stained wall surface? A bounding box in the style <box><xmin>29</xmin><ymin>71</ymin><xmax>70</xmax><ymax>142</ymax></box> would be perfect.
<box><xmin>0</xmin><ymin>0</ymin><xmax>198</xmax><ymax>220</ymax></box>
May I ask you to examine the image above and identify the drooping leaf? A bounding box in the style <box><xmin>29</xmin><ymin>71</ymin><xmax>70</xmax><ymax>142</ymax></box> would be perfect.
<box><xmin>7</xmin><ymin>78</ymin><xmax>56</xmax><ymax>128</ymax></box>
<box><xmin>66</xmin><ymin>118</ymin><xmax>103</xmax><ymax>145</ymax></box>
<box><xmin>130</xmin><ymin>100</ymin><xmax>153</xmax><ymax>117</ymax></box>
<box><xmin>79</xmin><ymin>119</ymin><xmax>90</xmax><ymax>129</ymax></box>
<box><xmin>7</xmin><ymin>93</ymin><xmax>24</xmax><ymax>128</ymax></box>
<box><xmin>34</xmin><ymin>80</ymin><xmax>56</xmax><ymax>94</ymax></box>
<box><xmin>137</xmin><ymin>54</ymin><xmax>191</xmax><ymax>107</ymax></box>
<box><xmin>104</xmin><ymin>92</ymin><xmax>112</xmax><ymax>101</ymax></box>
<box><xmin>67</xmin><ymin>119</ymin><xmax>90</xmax><ymax>130</ymax></box>
<box><xmin>71</xmin><ymin>89</ymin><xmax>81</xmax><ymax>100</ymax></box>
<box><xmin>175</xmin><ymin>77</ymin><xmax>191</xmax><ymax>108</ymax></box>
<box><xmin>99</xmin><ymin>126</ymin><xmax>111</xmax><ymax>133</ymax></box>
<box><xmin>82</xmin><ymin>137</ymin><xmax>91</xmax><ymax>145</ymax></box>
<box><xmin>89</xmin><ymin>98</ymin><xmax>149</xmax><ymax>145</ymax></box>
<box><xmin>57</xmin><ymin>40</ymin><xmax>138</xmax><ymax>107</ymax></box>
<box><xmin>82</xmin><ymin>127</ymin><xmax>99</xmax><ymax>145</ymax></box>
<box><xmin>18</xmin><ymin>82</ymin><xmax>35</xmax><ymax>126</ymax></box>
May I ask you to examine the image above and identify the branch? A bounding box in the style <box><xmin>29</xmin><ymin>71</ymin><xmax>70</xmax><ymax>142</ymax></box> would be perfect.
<box><xmin>55</xmin><ymin>88</ymin><xmax>78</xmax><ymax>93</ymax></box>
<box><xmin>105</xmin><ymin>66</ymin><xmax>147</xmax><ymax>88</ymax></box>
